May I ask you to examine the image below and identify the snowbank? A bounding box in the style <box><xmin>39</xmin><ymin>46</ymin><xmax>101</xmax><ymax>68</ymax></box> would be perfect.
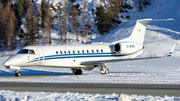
<box><xmin>0</xmin><ymin>90</ymin><xmax>179</xmax><ymax>101</ymax></box>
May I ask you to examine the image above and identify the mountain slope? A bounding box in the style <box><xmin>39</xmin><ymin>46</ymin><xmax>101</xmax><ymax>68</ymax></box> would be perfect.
<box><xmin>90</xmin><ymin>0</ymin><xmax>180</xmax><ymax>56</ymax></box>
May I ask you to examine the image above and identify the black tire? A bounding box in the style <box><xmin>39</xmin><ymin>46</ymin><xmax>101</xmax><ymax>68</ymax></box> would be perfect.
<box><xmin>77</xmin><ymin>69</ymin><xmax>82</xmax><ymax>75</ymax></box>
<box><xmin>75</xmin><ymin>69</ymin><xmax>82</xmax><ymax>75</ymax></box>
<box><xmin>15</xmin><ymin>73</ymin><xmax>21</xmax><ymax>77</ymax></box>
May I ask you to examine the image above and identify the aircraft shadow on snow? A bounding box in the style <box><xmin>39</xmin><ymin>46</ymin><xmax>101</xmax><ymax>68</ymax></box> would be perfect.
<box><xmin>0</xmin><ymin>69</ymin><xmax>73</xmax><ymax>76</ymax></box>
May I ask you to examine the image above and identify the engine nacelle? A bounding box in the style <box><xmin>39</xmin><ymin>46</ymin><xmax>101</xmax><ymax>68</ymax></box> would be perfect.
<box><xmin>113</xmin><ymin>42</ymin><xmax>142</xmax><ymax>55</ymax></box>
<box><xmin>113</xmin><ymin>43</ymin><xmax>121</xmax><ymax>53</ymax></box>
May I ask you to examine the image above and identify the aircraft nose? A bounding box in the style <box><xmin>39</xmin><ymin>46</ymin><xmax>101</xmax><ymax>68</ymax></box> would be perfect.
<box><xmin>3</xmin><ymin>56</ymin><xmax>17</xmax><ymax>66</ymax></box>
<box><xmin>3</xmin><ymin>55</ymin><xmax>25</xmax><ymax>67</ymax></box>
<box><xmin>3</xmin><ymin>59</ymin><xmax>11</xmax><ymax>66</ymax></box>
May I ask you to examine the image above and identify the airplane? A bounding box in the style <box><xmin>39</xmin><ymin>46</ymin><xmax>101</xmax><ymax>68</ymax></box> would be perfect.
<box><xmin>3</xmin><ymin>18</ymin><xmax>175</xmax><ymax>77</ymax></box>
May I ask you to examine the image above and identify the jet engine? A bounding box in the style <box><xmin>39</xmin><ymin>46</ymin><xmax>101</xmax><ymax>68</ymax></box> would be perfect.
<box><xmin>113</xmin><ymin>43</ymin><xmax>121</xmax><ymax>53</ymax></box>
<box><xmin>113</xmin><ymin>42</ymin><xmax>142</xmax><ymax>55</ymax></box>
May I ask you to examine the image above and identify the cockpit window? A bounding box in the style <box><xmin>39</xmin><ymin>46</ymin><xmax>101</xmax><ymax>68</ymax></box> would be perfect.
<box><xmin>17</xmin><ymin>49</ymin><xmax>35</xmax><ymax>55</ymax></box>
<box><xmin>17</xmin><ymin>49</ymin><xmax>29</xmax><ymax>54</ymax></box>
<box><xmin>29</xmin><ymin>50</ymin><xmax>35</xmax><ymax>55</ymax></box>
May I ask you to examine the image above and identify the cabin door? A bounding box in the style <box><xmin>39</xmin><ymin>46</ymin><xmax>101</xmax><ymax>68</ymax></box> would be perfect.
<box><xmin>35</xmin><ymin>46</ymin><xmax>44</xmax><ymax>63</ymax></box>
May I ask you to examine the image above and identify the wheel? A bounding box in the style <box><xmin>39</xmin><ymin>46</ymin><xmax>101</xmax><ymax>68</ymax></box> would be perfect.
<box><xmin>15</xmin><ymin>72</ymin><xmax>20</xmax><ymax>77</ymax></box>
<box><xmin>75</xmin><ymin>69</ymin><xmax>82</xmax><ymax>75</ymax></box>
<box><xmin>77</xmin><ymin>69</ymin><xmax>82</xmax><ymax>75</ymax></box>
<box><xmin>105</xmin><ymin>69</ymin><xmax>109</xmax><ymax>74</ymax></box>
<box><xmin>100</xmin><ymin>70</ymin><xmax>106</xmax><ymax>74</ymax></box>
<box><xmin>100</xmin><ymin>69</ymin><xmax>109</xmax><ymax>74</ymax></box>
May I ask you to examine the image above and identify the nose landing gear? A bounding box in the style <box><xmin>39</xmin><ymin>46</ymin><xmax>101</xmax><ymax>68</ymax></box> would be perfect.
<box><xmin>15</xmin><ymin>70</ymin><xmax>21</xmax><ymax>77</ymax></box>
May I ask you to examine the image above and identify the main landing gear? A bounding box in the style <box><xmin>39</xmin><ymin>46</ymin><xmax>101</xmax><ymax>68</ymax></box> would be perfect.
<box><xmin>99</xmin><ymin>63</ymin><xmax>109</xmax><ymax>74</ymax></box>
<box><xmin>15</xmin><ymin>70</ymin><xmax>21</xmax><ymax>77</ymax></box>
<box><xmin>71</xmin><ymin>68</ymin><xmax>82</xmax><ymax>75</ymax></box>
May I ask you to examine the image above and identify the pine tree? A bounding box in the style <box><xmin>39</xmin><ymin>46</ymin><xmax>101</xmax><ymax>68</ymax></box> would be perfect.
<box><xmin>95</xmin><ymin>5</ymin><xmax>111</xmax><ymax>34</ymax></box>
<box><xmin>25</xmin><ymin>3</ymin><xmax>38</xmax><ymax>46</ymax></box>
<box><xmin>25</xmin><ymin>3</ymin><xmax>33</xmax><ymax>46</ymax></box>
<box><xmin>24</xmin><ymin>0</ymin><xmax>31</xmax><ymax>13</ymax></box>
<box><xmin>62</xmin><ymin>0</ymin><xmax>69</xmax><ymax>44</ymax></box>
<box><xmin>41</xmin><ymin>0</ymin><xmax>46</xmax><ymax>28</ymax></box>
<box><xmin>17</xmin><ymin>0</ymin><xmax>23</xmax><ymax>24</ymax></box>
<box><xmin>56</xmin><ymin>2</ymin><xmax>63</xmax><ymax>41</ymax></box>
<box><xmin>82</xmin><ymin>0</ymin><xmax>88</xmax><ymax>43</ymax></box>
<box><xmin>45</xmin><ymin>2</ymin><xmax>52</xmax><ymax>45</ymax></box>
<box><xmin>6</xmin><ymin>17</ymin><xmax>15</xmax><ymax>50</ymax></box>
<box><xmin>67</xmin><ymin>1</ymin><xmax>72</xmax><ymax>33</ymax></box>
<box><xmin>134</xmin><ymin>0</ymin><xmax>151</xmax><ymax>12</ymax></box>
<box><xmin>108</xmin><ymin>0</ymin><xmax>121</xmax><ymax>25</ymax></box>
<box><xmin>1</xmin><ymin>0</ymin><xmax>11</xmax><ymax>7</ymax></box>
<box><xmin>0</xmin><ymin>2</ymin><xmax>4</xmax><ymax>43</ymax></box>
<box><xmin>72</xmin><ymin>5</ymin><xmax>80</xmax><ymax>41</ymax></box>
<box><xmin>1</xmin><ymin>2</ymin><xmax>17</xmax><ymax>50</ymax></box>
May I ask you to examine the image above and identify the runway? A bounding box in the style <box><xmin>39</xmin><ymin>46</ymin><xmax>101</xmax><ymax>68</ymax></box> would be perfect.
<box><xmin>0</xmin><ymin>82</ymin><xmax>180</xmax><ymax>96</ymax></box>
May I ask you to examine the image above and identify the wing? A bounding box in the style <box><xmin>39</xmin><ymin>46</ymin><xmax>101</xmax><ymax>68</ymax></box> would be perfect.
<box><xmin>80</xmin><ymin>57</ymin><xmax>162</xmax><ymax>65</ymax></box>
<box><xmin>80</xmin><ymin>44</ymin><xmax>176</xmax><ymax>65</ymax></box>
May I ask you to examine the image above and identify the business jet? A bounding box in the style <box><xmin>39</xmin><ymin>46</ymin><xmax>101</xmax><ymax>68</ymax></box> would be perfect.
<box><xmin>3</xmin><ymin>18</ymin><xmax>175</xmax><ymax>77</ymax></box>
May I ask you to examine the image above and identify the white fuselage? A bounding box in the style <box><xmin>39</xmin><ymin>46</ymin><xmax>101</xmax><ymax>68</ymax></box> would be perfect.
<box><xmin>4</xmin><ymin>42</ymin><xmax>143</xmax><ymax>69</ymax></box>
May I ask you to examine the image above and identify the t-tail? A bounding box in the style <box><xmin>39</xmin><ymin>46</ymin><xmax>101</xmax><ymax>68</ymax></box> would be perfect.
<box><xmin>119</xmin><ymin>18</ymin><xmax>174</xmax><ymax>46</ymax></box>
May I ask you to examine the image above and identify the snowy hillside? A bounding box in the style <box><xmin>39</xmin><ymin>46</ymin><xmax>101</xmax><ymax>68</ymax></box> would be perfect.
<box><xmin>88</xmin><ymin>0</ymin><xmax>180</xmax><ymax>57</ymax></box>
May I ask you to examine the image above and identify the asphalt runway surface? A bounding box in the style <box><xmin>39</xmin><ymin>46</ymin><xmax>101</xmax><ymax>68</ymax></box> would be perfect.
<box><xmin>0</xmin><ymin>82</ymin><xmax>180</xmax><ymax>96</ymax></box>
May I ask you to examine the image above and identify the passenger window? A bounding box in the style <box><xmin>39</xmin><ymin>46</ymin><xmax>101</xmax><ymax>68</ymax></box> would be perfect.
<box><xmin>60</xmin><ymin>51</ymin><xmax>62</xmax><ymax>54</ymax></box>
<box><xmin>101</xmin><ymin>49</ymin><xmax>103</xmax><ymax>53</ymax></box>
<box><xmin>78</xmin><ymin>50</ymin><xmax>80</xmax><ymax>54</ymax></box>
<box><xmin>87</xmin><ymin>50</ymin><xmax>89</xmax><ymax>53</ymax></box>
<box><xmin>82</xmin><ymin>50</ymin><xmax>84</xmax><ymax>53</ymax></box>
<box><xmin>92</xmin><ymin>50</ymin><xmax>94</xmax><ymax>53</ymax></box>
<box><xmin>73</xmin><ymin>51</ymin><xmax>75</xmax><ymax>54</ymax></box>
<box><xmin>68</xmin><ymin>51</ymin><xmax>70</xmax><ymax>54</ymax></box>
<box><xmin>64</xmin><ymin>51</ymin><xmax>66</xmax><ymax>54</ymax></box>
<box><xmin>56</xmin><ymin>51</ymin><xmax>58</xmax><ymax>54</ymax></box>
<box><xmin>29</xmin><ymin>50</ymin><xmax>35</xmax><ymax>55</ymax></box>
<box><xmin>96</xmin><ymin>50</ymin><xmax>99</xmax><ymax>53</ymax></box>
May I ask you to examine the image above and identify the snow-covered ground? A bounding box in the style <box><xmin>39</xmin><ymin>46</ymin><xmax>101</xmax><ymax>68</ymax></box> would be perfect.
<box><xmin>1</xmin><ymin>90</ymin><xmax>180</xmax><ymax>101</ymax></box>
<box><xmin>1</xmin><ymin>57</ymin><xmax>180</xmax><ymax>100</ymax></box>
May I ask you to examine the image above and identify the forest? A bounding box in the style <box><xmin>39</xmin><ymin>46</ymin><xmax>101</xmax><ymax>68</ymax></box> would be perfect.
<box><xmin>0</xmin><ymin>0</ymin><xmax>152</xmax><ymax>51</ymax></box>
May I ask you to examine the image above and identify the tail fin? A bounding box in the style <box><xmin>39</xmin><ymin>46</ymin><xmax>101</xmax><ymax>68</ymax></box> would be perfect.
<box><xmin>122</xmin><ymin>18</ymin><xmax>174</xmax><ymax>45</ymax></box>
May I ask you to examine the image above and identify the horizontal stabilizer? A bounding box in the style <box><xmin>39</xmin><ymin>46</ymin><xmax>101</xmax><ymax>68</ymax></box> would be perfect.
<box><xmin>122</xmin><ymin>18</ymin><xmax>174</xmax><ymax>22</ymax></box>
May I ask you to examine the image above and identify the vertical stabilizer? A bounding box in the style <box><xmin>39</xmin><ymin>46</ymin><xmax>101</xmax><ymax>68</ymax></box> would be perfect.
<box><xmin>121</xmin><ymin>18</ymin><xmax>174</xmax><ymax>46</ymax></box>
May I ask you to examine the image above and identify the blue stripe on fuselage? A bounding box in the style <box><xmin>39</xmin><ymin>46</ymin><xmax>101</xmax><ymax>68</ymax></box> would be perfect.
<box><xmin>28</xmin><ymin>52</ymin><xmax>134</xmax><ymax>63</ymax></box>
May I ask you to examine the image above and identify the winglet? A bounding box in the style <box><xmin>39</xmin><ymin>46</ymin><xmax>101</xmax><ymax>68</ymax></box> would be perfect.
<box><xmin>167</xmin><ymin>44</ymin><xmax>176</xmax><ymax>57</ymax></box>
